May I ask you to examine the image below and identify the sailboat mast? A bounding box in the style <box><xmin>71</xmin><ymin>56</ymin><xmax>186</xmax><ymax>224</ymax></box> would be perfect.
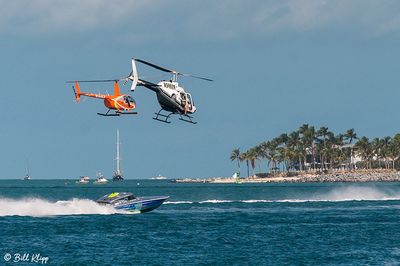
<box><xmin>112</xmin><ymin>128</ymin><xmax>124</xmax><ymax>181</ymax></box>
<box><xmin>26</xmin><ymin>159</ymin><xmax>30</xmax><ymax>176</ymax></box>
<box><xmin>116</xmin><ymin>129</ymin><xmax>120</xmax><ymax>174</ymax></box>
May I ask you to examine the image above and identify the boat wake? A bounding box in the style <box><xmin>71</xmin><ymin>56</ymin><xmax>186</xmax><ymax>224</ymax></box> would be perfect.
<box><xmin>310</xmin><ymin>186</ymin><xmax>400</xmax><ymax>202</ymax></box>
<box><xmin>164</xmin><ymin>187</ymin><xmax>400</xmax><ymax>205</ymax></box>
<box><xmin>0</xmin><ymin>197</ymin><xmax>123</xmax><ymax>217</ymax></box>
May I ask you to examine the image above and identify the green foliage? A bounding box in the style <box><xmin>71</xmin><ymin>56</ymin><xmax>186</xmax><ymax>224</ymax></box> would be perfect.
<box><xmin>231</xmin><ymin>125</ymin><xmax>400</xmax><ymax>176</ymax></box>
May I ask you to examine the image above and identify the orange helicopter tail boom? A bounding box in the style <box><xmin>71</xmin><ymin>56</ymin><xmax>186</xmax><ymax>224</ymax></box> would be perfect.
<box><xmin>113</xmin><ymin>81</ymin><xmax>121</xmax><ymax>96</ymax></box>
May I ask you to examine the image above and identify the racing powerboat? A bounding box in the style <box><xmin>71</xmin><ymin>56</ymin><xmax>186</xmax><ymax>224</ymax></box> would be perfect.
<box><xmin>96</xmin><ymin>192</ymin><xmax>169</xmax><ymax>213</ymax></box>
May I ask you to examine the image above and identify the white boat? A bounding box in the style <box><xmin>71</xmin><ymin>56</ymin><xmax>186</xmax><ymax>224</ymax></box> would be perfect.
<box><xmin>76</xmin><ymin>176</ymin><xmax>90</xmax><ymax>184</ymax></box>
<box><xmin>94</xmin><ymin>172</ymin><xmax>108</xmax><ymax>184</ymax></box>
<box><xmin>151</xmin><ymin>175</ymin><xmax>167</xmax><ymax>180</ymax></box>
<box><xmin>23</xmin><ymin>160</ymin><xmax>31</xmax><ymax>180</ymax></box>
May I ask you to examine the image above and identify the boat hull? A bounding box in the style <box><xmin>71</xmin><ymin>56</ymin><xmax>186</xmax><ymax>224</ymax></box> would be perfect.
<box><xmin>114</xmin><ymin>196</ymin><xmax>169</xmax><ymax>213</ymax></box>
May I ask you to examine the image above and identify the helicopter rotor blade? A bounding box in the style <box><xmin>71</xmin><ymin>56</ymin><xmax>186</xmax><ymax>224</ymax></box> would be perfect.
<box><xmin>66</xmin><ymin>79</ymin><xmax>122</xmax><ymax>83</ymax></box>
<box><xmin>179</xmin><ymin>73</ymin><xmax>213</xmax><ymax>82</ymax></box>
<box><xmin>135</xmin><ymin>59</ymin><xmax>212</xmax><ymax>82</ymax></box>
<box><xmin>135</xmin><ymin>59</ymin><xmax>175</xmax><ymax>74</ymax></box>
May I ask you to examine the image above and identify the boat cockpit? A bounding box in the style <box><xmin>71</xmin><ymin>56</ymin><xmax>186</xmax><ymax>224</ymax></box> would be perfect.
<box><xmin>96</xmin><ymin>192</ymin><xmax>136</xmax><ymax>204</ymax></box>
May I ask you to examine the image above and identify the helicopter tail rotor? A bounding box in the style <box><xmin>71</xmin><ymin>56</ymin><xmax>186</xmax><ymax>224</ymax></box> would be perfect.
<box><xmin>73</xmin><ymin>82</ymin><xmax>81</xmax><ymax>102</ymax></box>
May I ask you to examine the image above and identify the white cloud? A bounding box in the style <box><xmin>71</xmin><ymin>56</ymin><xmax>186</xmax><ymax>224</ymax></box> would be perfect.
<box><xmin>250</xmin><ymin>0</ymin><xmax>400</xmax><ymax>35</ymax></box>
<box><xmin>0</xmin><ymin>0</ymin><xmax>160</xmax><ymax>34</ymax></box>
<box><xmin>1</xmin><ymin>0</ymin><xmax>400</xmax><ymax>40</ymax></box>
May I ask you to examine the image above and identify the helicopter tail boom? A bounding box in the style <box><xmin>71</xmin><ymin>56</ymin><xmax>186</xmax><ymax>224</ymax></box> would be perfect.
<box><xmin>113</xmin><ymin>81</ymin><xmax>121</xmax><ymax>96</ymax></box>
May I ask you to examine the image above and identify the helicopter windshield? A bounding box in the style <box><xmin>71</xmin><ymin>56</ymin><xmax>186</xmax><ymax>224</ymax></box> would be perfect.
<box><xmin>186</xmin><ymin>93</ymin><xmax>193</xmax><ymax>105</ymax></box>
<box><xmin>124</xmin><ymin>96</ymin><xmax>136</xmax><ymax>105</ymax></box>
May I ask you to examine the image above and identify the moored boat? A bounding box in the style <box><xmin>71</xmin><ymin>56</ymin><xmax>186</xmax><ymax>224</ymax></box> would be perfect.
<box><xmin>151</xmin><ymin>175</ymin><xmax>167</xmax><ymax>180</ymax></box>
<box><xmin>76</xmin><ymin>176</ymin><xmax>90</xmax><ymax>184</ymax></box>
<box><xmin>94</xmin><ymin>172</ymin><xmax>108</xmax><ymax>184</ymax></box>
<box><xmin>23</xmin><ymin>160</ymin><xmax>31</xmax><ymax>180</ymax></box>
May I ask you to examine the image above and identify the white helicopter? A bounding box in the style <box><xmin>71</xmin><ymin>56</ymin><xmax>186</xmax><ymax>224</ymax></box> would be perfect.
<box><xmin>126</xmin><ymin>58</ymin><xmax>212</xmax><ymax>124</ymax></box>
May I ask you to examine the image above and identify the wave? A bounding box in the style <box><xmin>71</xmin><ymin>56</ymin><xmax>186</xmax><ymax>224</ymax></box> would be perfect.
<box><xmin>164</xmin><ymin>187</ymin><xmax>400</xmax><ymax>205</ymax></box>
<box><xmin>199</xmin><ymin>199</ymin><xmax>233</xmax><ymax>204</ymax></box>
<box><xmin>0</xmin><ymin>197</ymin><xmax>122</xmax><ymax>217</ymax></box>
<box><xmin>164</xmin><ymin>201</ymin><xmax>194</xmax><ymax>204</ymax></box>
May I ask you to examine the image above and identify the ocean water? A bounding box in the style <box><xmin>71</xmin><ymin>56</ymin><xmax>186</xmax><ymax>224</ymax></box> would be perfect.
<box><xmin>0</xmin><ymin>180</ymin><xmax>400</xmax><ymax>265</ymax></box>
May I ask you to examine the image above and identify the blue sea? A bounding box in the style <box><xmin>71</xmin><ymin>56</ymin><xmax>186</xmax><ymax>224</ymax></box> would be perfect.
<box><xmin>0</xmin><ymin>180</ymin><xmax>399</xmax><ymax>265</ymax></box>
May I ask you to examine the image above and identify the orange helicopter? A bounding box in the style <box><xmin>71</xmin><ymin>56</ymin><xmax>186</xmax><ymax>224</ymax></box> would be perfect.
<box><xmin>67</xmin><ymin>80</ymin><xmax>137</xmax><ymax>116</ymax></box>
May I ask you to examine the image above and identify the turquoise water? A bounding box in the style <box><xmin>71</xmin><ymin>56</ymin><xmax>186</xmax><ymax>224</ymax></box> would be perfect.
<box><xmin>1</xmin><ymin>180</ymin><xmax>400</xmax><ymax>265</ymax></box>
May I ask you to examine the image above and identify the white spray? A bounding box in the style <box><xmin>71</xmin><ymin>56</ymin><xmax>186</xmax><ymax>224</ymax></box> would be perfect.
<box><xmin>0</xmin><ymin>197</ymin><xmax>122</xmax><ymax>217</ymax></box>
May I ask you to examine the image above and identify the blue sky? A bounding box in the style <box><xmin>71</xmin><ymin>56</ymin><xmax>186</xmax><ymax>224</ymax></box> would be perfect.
<box><xmin>1</xmin><ymin>0</ymin><xmax>400</xmax><ymax>179</ymax></box>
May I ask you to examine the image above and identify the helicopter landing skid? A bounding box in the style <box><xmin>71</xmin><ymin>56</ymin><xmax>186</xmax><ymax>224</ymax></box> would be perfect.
<box><xmin>97</xmin><ymin>109</ymin><xmax>120</xmax><ymax>116</ymax></box>
<box><xmin>179</xmin><ymin>114</ymin><xmax>197</xmax><ymax>124</ymax></box>
<box><xmin>153</xmin><ymin>110</ymin><xmax>173</xmax><ymax>124</ymax></box>
<box><xmin>97</xmin><ymin>112</ymin><xmax>120</xmax><ymax>116</ymax></box>
<box><xmin>116</xmin><ymin>111</ymin><xmax>138</xmax><ymax>115</ymax></box>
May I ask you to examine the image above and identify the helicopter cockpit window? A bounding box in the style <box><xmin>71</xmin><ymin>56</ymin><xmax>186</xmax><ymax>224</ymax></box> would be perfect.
<box><xmin>186</xmin><ymin>93</ymin><xmax>193</xmax><ymax>105</ymax></box>
<box><xmin>124</xmin><ymin>96</ymin><xmax>135</xmax><ymax>104</ymax></box>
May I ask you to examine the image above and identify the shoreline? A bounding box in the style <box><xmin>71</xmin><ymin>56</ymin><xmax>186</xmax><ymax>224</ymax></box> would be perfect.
<box><xmin>173</xmin><ymin>170</ymin><xmax>400</xmax><ymax>183</ymax></box>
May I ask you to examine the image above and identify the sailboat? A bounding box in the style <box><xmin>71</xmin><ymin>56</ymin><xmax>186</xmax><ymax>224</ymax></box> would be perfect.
<box><xmin>23</xmin><ymin>160</ymin><xmax>31</xmax><ymax>180</ymax></box>
<box><xmin>113</xmin><ymin>129</ymin><xmax>124</xmax><ymax>181</ymax></box>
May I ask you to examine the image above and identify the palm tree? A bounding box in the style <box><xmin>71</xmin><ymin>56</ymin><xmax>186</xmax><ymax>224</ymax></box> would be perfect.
<box><xmin>381</xmin><ymin>136</ymin><xmax>392</xmax><ymax>169</ymax></box>
<box><xmin>265</xmin><ymin>140</ymin><xmax>280</xmax><ymax>175</ymax></box>
<box><xmin>288</xmin><ymin>131</ymin><xmax>304</xmax><ymax>171</ymax></box>
<box><xmin>355</xmin><ymin>136</ymin><xmax>373</xmax><ymax>169</ymax></box>
<box><xmin>317</xmin><ymin>126</ymin><xmax>330</xmax><ymax>170</ymax></box>
<box><xmin>345</xmin><ymin>128</ymin><xmax>357</xmax><ymax>170</ymax></box>
<box><xmin>254</xmin><ymin>145</ymin><xmax>264</xmax><ymax>174</ymax></box>
<box><xmin>371</xmin><ymin>138</ymin><xmax>383</xmax><ymax>168</ymax></box>
<box><xmin>389</xmin><ymin>134</ymin><xmax>400</xmax><ymax>169</ymax></box>
<box><xmin>258</xmin><ymin>142</ymin><xmax>269</xmax><ymax>173</ymax></box>
<box><xmin>303</xmin><ymin>125</ymin><xmax>317</xmax><ymax>171</ymax></box>
<box><xmin>335</xmin><ymin>133</ymin><xmax>346</xmax><ymax>170</ymax></box>
<box><xmin>231</xmin><ymin>125</ymin><xmax>400</xmax><ymax>175</ymax></box>
<box><xmin>230</xmin><ymin>148</ymin><xmax>241</xmax><ymax>171</ymax></box>
<box><xmin>240</xmin><ymin>151</ymin><xmax>250</xmax><ymax>178</ymax></box>
<box><xmin>247</xmin><ymin>148</ymin><xmax>258</xmax><ymax>177</ymax></box>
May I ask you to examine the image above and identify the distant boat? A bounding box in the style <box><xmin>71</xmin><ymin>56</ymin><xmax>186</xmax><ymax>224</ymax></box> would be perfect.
<box><xmin>151</xmin><ymin>175</ymin><xmax>167</xmax><ymax>180</ymax></box>
<box><xmin>112</xmin><ymin>129</ymin><xmax>124</xmax><ymax>181</ymax></box>
<box><xmin>94</xmin><ymin>172</ymin><xmax>108</xmax><ymax>184</ymax></box>
<box><xmin>23</xmin><ymin>160</ymin><xmax>31</xmax><ymax>180</ymax></box>
<box><xmin>76</xmin><ymin>176</ymin><xmax>90</xmax><ymax>184</ymax></box>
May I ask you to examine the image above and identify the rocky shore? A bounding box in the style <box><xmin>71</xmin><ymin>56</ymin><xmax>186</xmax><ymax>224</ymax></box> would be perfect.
<box><xmin>173</xmin><ymin>170</ymin><xmax>400</xmax><ymax>183</ymax></box>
